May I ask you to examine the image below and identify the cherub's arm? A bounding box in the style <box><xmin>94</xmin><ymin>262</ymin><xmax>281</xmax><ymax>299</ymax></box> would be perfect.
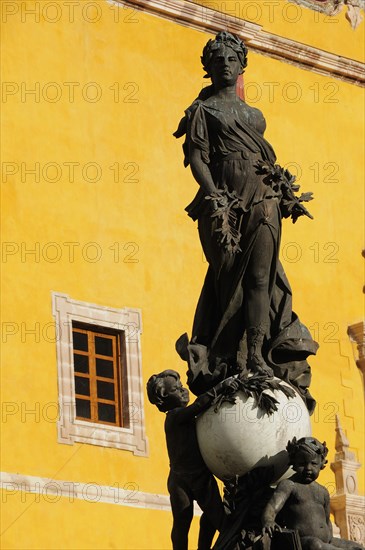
<box><xmin>174</xmin><ymin>376</ymin><xmax>239</xmax><ymax>423</ymax></box>
<box><xmin>261</xmin><ymin>479</ymin><xmax>294</xmax><ymax>536</ymax></box>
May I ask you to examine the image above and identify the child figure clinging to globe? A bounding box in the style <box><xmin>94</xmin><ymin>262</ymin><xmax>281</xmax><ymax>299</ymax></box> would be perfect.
<box><xmin>262</xmin><ymin>437</ymin><xmax>364</xmax><ymax>550</ymax></box>
<box><xmin>147</xmin><ymin>369</ymin><xmax>239</xmax><ymax>550</ymax></box>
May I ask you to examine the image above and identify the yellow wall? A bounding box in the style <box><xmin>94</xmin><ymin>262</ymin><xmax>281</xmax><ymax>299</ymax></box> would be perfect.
<box><xmin>2</xmin><ymin>491</ymin><xmax>174</xmax><ymax>550</ymax></box>
<box><xmin>1</xmin><ymin>1</ymin><xmax>364</xmax><ymax>548</ymax></box>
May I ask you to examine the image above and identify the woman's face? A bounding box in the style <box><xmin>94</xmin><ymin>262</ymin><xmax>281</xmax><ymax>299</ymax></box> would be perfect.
<box><xmin>210</xmin><ymin>45</ymin><xmax>242</xmax><ymax>89</ymax></box>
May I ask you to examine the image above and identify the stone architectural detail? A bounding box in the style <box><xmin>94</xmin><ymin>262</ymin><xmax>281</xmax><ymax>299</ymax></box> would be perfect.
<box><xmin>331</xmin><ymin>415</ymin><xmax>361</xmax><ymax>494</ymax></box>
<box><xmin>349</xmin><ymin>515</ymin><xmax>365</xmax><ymax>542</ymax></box>
<box><xmin>330</xmin><ymin>415</ymin><xmax>365</xmax><ymax>544</ymax></box>
<box><xmin>346</xmin><ymin>1</ymin><xmax>365</xmax><ymax>29</ymax></box>
<box><xmin>114</xmin><ymin>0</ymin><xmax>365</xmax><ymax>86</ymax></box>
<box><xmin>289</xmin><ymin>0</ymin><xmax>343</xmax><ymax>16</ymax></box>
<box><xmin>348</xmin><ymin>321</ymin><xmax>365</xmax><ymax>385</ymax></box>
<box><xmin>289</xmin><ymin>0</ymin><xmax>364</xmax><ymax>29</ymax></box>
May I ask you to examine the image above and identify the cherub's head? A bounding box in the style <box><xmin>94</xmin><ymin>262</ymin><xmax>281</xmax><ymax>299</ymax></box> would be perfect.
<box><xmin>287</xmin><ymin>437</ymin><xmax>328</xmax><ymax>484</ymax></box>
<box><xmin>146</xmin><ymin>370</ymin><xmax>189</xmax><ymax>412</ymax></box>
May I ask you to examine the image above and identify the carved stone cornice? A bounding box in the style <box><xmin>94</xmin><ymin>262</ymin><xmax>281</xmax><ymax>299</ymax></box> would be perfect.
<box><xmin>113</xmin><ymin>0</ymin><xmax>365</xmax><ymax>86</ymax></box>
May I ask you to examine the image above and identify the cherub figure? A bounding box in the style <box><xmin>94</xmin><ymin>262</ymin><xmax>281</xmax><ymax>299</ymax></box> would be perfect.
<box><xmin>261</xmin><ymin>437</ymin><xmax>364</xmax><ymax>550</ymax></box>
<box><xmin>147</xmin><ymin>369</ymin><xmax>238</xmax><ymax>550</ymax></box>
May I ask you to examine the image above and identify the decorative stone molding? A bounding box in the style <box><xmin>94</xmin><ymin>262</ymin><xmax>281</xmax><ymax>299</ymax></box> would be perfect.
<box><xmin>289</xmin><ymin>0</ymin><xmax>364</xmax><ymax>29</ymax></box>
<box><xmin>289</xmin><ymin>0</ymin><xmax>343</xmax><ymax>16</ymax></box>
<box><xmin>52</xmin><ymin>292</ymin><xmax>148</xmax><ymax>456</ymax></box>
<box><xmin>348</xmin><ymin>321</ymin><xmax>365</xmax><ymax>383</ymax></box>
<box><xmin>330</xmin><ymin>415</ymin><xmax>365</xmax><ymax>544</ymax></box>
<box><xmin>348</xmin><ymin>514</ymin><xmax>365</xmax><ymax>543</ymax></box>
<box><xmin>111</xmin><ymin>0</ymin><xmax>365</xmax><ymax>86</ymax></box>
<box><xmin>346</xmin><ymin>1</ymin><xmax>365</xmax><ymax>29</ymax></box>
<box><xmin>331</xmin><ymin>497</ymin><xmax>365</xmax><ymax>543</ymax></box>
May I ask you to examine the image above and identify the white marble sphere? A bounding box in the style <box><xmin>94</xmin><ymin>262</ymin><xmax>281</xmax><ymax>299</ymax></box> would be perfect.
<box><xmin>196</xmin><ymin>380</ymin><xmax>311</xmax><ymax>481</ymax></box>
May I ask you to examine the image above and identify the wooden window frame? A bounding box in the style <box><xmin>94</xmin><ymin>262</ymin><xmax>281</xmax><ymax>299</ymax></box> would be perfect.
<box><xmin>72</xmin><ymin>323</ymin><xmax>130</xmax><ymax>428</ymax></box>
<box><xmin>52</xmin><ymin>292</ymin><xmax>148</xmax><ymax>456</ymax></box>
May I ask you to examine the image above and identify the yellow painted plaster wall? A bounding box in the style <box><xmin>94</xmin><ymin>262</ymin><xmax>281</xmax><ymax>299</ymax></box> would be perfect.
<box><xmin>2</xmin><ymin>491</ymin><xmax>174</xmax><ymax>550</ymax></box>
<box><xmin>1</xmin><ymin>1</ymin><xmax>364</xmax><ymax>548</ymax></box>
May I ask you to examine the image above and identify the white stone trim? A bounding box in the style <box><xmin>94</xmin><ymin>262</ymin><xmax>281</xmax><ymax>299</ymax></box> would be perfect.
<box><xmin>51</xmin><ymin>292</ymin><xmax>148</xmax><ymax>456</ymax></box>
<box><xmin>110</xmin><ymin>0</ymin><xmax>365</xmax><ymax>86</ymax></box>
<box><xmin>0</xmin><ymin>471</ymin><xmax>169</xmax><ymax>511</ymax></box>
<box><xmin>0</xmin><ymin>471</ymin><xmax>202</xmax><ymax>515</ymax></box>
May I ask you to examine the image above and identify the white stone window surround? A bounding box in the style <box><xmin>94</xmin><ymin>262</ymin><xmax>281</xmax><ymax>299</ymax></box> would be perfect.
<box><xmin>52</xmin><ymin>292</ymin><xmax>148</xmax><ymax>456</ymax></box>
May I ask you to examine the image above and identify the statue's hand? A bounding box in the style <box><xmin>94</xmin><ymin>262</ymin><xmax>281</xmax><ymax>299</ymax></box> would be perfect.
<box><xmin>221</xmin><ymin>376</ymin><xmax>240</xmax><ymax>393</ymax></box>
<box><xmin>208</xmin><ymin>197</ymin><xmax>219</xmax><ymax>214</ymax></box>
<box><xmin>262</xmin><ymin>521</ymin><xmax>281</xmax><ymax>537</ymax></box>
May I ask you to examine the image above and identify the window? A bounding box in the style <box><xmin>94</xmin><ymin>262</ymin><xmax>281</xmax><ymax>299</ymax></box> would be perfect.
<box><xmin>72</xmin><ymin>323</ymin><xmax>130</xmax><ymax>428</ymax></box>
<box><xmin>52</xmin><ymin>292</ymin><xmax>148</xmax><ymax>456</ymax></box>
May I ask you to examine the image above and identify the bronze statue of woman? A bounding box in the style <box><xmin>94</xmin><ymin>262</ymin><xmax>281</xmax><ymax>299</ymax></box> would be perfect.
<box><xmin>175</xmin><ymin>32</ymin><xmax>318</xmax><ymax>413</ymax></box>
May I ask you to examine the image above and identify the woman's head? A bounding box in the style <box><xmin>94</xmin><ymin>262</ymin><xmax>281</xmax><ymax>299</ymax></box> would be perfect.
<box><xmin>201</xmin><ymin>31</ymin><xmax>248</xmax><ymax>79</ymax></box>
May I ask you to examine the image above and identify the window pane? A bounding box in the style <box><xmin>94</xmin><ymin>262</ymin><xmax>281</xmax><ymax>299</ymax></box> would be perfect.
<box><xmin>97</xmin><ymin>381</ymin><xmax>115</xmax><ymax>401</ymax></box>
<box><xmin>76</xmin><ymin>398</ymin><xmax>91</xmax><ymax>419</ymax></box>
<box><xmin>73</xmin><ymin>331</ymin><xmax>88</xmax><ymax>351</ymax></box>
<box><xmin>95</xmin><ymin>336</ymin><xmax>113</xmax><ymax>357</ymax></box>
<box><xmin>74</xmin><ymin>353</ymin><xmax>89</xmax><ymax>374</ymax></box>
<box><xmin>75</xmin><ymin>376</ymin><xmax>90</xmax><ymax>396</ymax></box>
<box><xmin>98</xmin><ymin>403</ymin><xmax>116</xmax><ymax>423</ymax></box>
<box><xmin>96</xmin><ymin>358</ymin><xmax>114</xmax><ymax>379</ymax></box>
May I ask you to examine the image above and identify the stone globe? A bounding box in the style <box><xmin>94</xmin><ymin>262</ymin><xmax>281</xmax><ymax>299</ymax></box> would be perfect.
<box><xmin>196</xmin><ymin>380</ymin><xmax>311</xmax><ymax>481</ymax></box>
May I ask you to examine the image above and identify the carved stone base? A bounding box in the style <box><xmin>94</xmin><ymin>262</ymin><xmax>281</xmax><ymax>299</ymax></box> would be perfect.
<box><xmin>331</xmin><ymin>494</ymin><xmax>365</xmax><ymax>544</ymax></box>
